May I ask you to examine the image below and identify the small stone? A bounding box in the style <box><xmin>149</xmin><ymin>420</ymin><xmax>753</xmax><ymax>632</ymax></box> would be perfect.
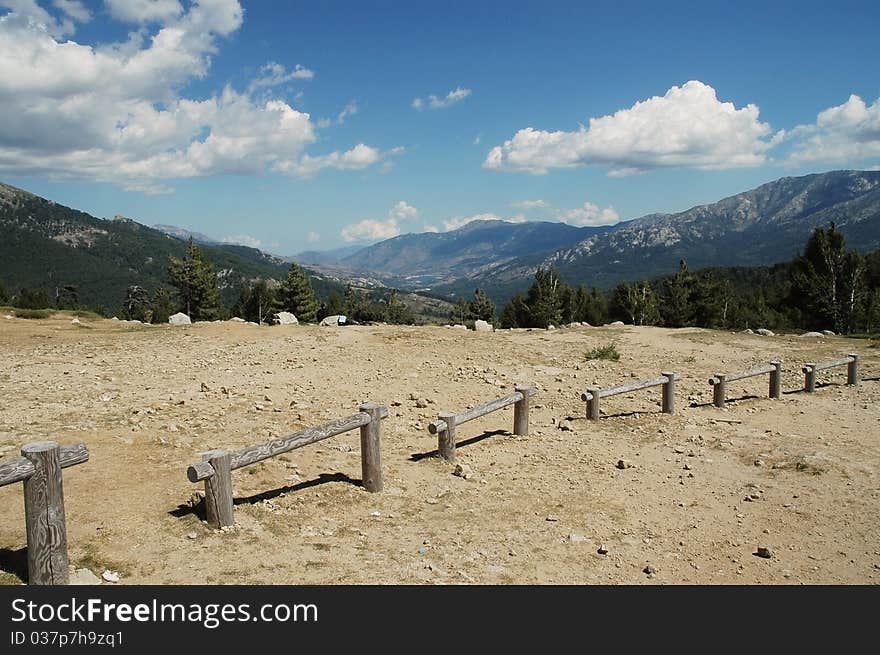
<box><xmin>545</xmin><ymin>514</ymin><xmax>560</xmax><ymax>522</ymax></box>
<box><xmin>69</xmin><ymin>568</ymin><xmax>101</xmax><ymax>585</ymax></box>
<box><xmin>452</xmin><ymin>463</ymin><xmax>473</xmax><ymax>480</ymax></box>
<box><xmin>683</xmin><ymin>463</ymin><xmax>692</xmax><ymax>471</ymax></box>
<box><xmin>186</xmin><ymin>532</ymin><xmax>198</xmax><ymax>540</ymax></box>
<box><xmin>415</xmin><ymin>399</ymin><xmax>428</xmax><ymax>409</ymax></box>
<box><xmin>643</xmin><ymin>565</ymin><xmax>655</xmax><ymax>574</ymax></box>
<box><xmin>755</xmin><ymin>546</ymin><xmax>773</xmax><ymax>559</ymax></box>
<box><xmin>616</xmin><ymin>459</ymin><xmax>632</xmax><ymax>470</ymax></box>
<box><xmin>597</xmin><ymin>545</ymin><xmax>609</xmax><ymax>555</ymax></box>
<box><xmin>200</xmin><ymin>382</ymin><xmax>210</xmax><ymax>392</ymax></box>
<box><xmin>101</xmin><ymin>570</ymin><xmax>120</xmax><ymax>583</ymax></box>
<box><xmin>754</xmin><ymin>459</ymin><xmax>765</xmax><ymax>467</ymax></box>
<box><xmin>569</xmin><ymin>533</ymin><xmax>587</xmax><ymax>543</ymax></box>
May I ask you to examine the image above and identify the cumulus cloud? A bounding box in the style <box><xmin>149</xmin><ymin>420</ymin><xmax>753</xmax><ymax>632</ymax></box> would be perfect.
<box><xmin>555</xmin><ymin>202</ymin><xmax>619</xmax><ymax>226</ymax></box>
<box><xmin>412</xmin><ymin>86</ymin><xmax>471</xmax><ymax>111</ymax></box>
<box><xmin>341</xmin><ymin>201</ymin><xmax>419</xmax><ymax>242</ymax></box>
<box><xmin>104</xmin><ymin>0</ymin><xmax>183</xmax><ymax>23</ymax></box>
<box><xmin>0</xmin><ymin>0</ymin><xmax>390</xmax><ymax>192</ymax></box>
<box><xmin>787</xmin><ymin>94</ymin><xmax>880</xmax><ymax>165</ymax></box>
<box><xmin>52</xmin><ymin>0</ymin><xmax>89</xmax><ymax>22</ymax></box>
<box><xmin>484</xmin><ymin>81</ymin><xmax>779</xmax><ymax>175</ymax></box>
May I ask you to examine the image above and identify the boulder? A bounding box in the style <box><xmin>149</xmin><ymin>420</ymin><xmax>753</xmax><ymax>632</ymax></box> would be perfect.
<box><xmin>320</xmin><ymin>314</ymin><xmax>347</xmax><ymax>327</ymax></box>
<box><xmin>740</xmin><ymin>328</ymin><xmax>754</xmax><ymax>334</ymax></box>
<box><xmin>452</xmin><ymin>324</ymin><xmax>467</xmax><ymax>330</ymax></box>
<box><xmin>822</xmin><ymin>330</ymin><xmax>835</xmax><ymax>336</ymax></box>
<box><xmin>474</xmin><ymin>320</ymin><xmax>494</xmax><ymax>332</ymax></box>
<box><xmin>228</xmin><ymin>317</ymin><xmax>246</xmax><ymax>323</ymax></box>
<box><xmin>273</xmin><ymin>311</ymin><xmax>298</xmax><ymax>325</ymax></box>
<box><xmin>606</xmin><ymin>321</ymin><xmax>625</xmax><ymax>327</ymax></box>
<box><xmin>168</xmin><ymin>312</ymin><xmax>191</xmax><ymax>325</ymax></box>
<box><xmin>756</xmin><ymin>328</ymin><xmax>775</xmax><ymax>336</ymax></box>
<box><xmin>799</xmin><ymin>331</ymin><xmax>824</xmax><ymax>338</ymax></box>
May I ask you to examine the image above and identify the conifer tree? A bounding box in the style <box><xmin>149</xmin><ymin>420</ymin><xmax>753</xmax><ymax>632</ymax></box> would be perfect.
<box><xmin>468</xmin><ymin>288</ymin><xmax>496</xmax><ymax>322</ymax></box>
<box><xmin>167</xmin><ymin>238</ymin><xmax>223</xmax><ymax>321</ymax></box>
<box><xmin>275</xmin><ymin>263</ymin><xmax>318</xmax><ymax>323</ymax></box>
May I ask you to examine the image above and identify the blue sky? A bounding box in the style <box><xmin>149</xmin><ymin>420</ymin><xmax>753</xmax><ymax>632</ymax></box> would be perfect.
<box><xmin>1</xmin><ymin>0</ymin><xmax>878</xmax><ymax>254</ymax></box>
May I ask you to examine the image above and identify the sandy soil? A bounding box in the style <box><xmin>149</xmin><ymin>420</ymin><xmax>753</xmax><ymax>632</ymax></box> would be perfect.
<box><xmin>1</xmin><ymin>314</ymin><xmax>878</xmax><ymax>585</ymax></box>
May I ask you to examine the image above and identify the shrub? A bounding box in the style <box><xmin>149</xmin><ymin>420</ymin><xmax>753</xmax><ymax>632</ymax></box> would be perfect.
<box><xmin>585</xmin><ymin>343</ymin><xmax>620</xmax><ymax>361</ymax></box>
<box><xmin>14</xmin><ymin>309</ymin><xmax>52</xmax><ymax>319</ymax></box>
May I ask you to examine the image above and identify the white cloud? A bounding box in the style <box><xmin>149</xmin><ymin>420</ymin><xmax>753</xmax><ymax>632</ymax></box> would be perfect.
<box><xmin>787</xmin><ymin>94</ymin><xmax>880</xmax><ymax>165</ymax></box>
<box><xmin>317</xmin><ymin>101</ymin><xmax>357</xmax><ymax>128</ymax></box>
<box><xmin>52</xmin><ymin>0</ymin><xmax>89</xmax><ymax>22</ymax></box>
<box><xmin>442</xmin><ymin>212</ymin><xmax>502</xmax><ymax>231</ymax></box>
<box><xmin>341</xmin><ymin>201</ymin><xmax>419</xmax><ymax>242</ymax></box>
<box><xmin>555</xmin><ymin>202</ymin><xmax>619</xmax><ymax>227</ymax></box>
<box><xmin>412</xmin><ymin>86</ymin><xmax>471</xmax><ymax>111</ymax></box>
<box><xmin>511</xmin><ymin>199</ymin><xmax>549</xmax><ymax>210</ymax></box>
<box><xmin>473</xmin><ymin>133</ymin><xmax>482</xmax><ymax>145</ymax></box>
<box><xmin>484</xmin><ymin>80</ymin><xmax>778</xmax><ymax>175</ymax></box>
<box><xmin>0</xmin><ymin>1</ymin><xmax>390</xmax><ymax>191</ymax></box>
<box><xmin>307</xmin><ymin>231</ymin><xmax>320</xmax><ymax>243</ymax></box>
<box><xmin>223</xmin><ymin>234</ymin><xmax>262</xmax><ymax>248</ymax></box>
<box><xmin>104</xmin><ymin>0</ymin><xmax>183</xmax><ymax>23</ymax></box>
<box><xmin>249</xmin><ymin>62</ymin><xmax>314</xmax><ymax>91</ymax></box>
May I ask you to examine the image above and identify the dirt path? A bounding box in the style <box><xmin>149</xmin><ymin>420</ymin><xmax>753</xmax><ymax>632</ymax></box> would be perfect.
<box><xmin>1</xmin><ymin>316</ymin><xmax>878</xmax><ymax>584</ymax></box>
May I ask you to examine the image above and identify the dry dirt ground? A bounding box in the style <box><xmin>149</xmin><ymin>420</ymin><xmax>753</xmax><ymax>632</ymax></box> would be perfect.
<box><xmin>1</xmin><ymin>314</ymin><xmax>878</xmax><ymax>585</ymax></box>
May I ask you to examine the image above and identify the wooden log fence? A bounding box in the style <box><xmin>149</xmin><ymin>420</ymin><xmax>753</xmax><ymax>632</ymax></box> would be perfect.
<box><xmin>427</xmin><ymin>384</ymin><xmax>536</xmax><ymax>462</ymax></box>
<box><xmin>802</xmin><ymin>353</ymin><xmax>859</xmax><ymax>392</ymax></box>
<box><xmin>0</xmin><ymin>441</ymin><xmax>89</xmax><ymax>585</ymax></box>
<box><xmin>581</xmin><ymin>372</ymin><xmax>679</xmax><ymax>420</ymax></box>
<box><xmin>187</xmin><ymin>404</ymin><xmax>388</xmax><ymax>528</ymax></box>
<box><xmin>709</xmin><ymin>361</ymin><xmax>782</xmax><ymax>407</ymax></box>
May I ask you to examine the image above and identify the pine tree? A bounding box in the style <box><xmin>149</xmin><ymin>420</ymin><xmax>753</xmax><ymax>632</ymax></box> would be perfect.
<box><xmin>611</xmin><ymin>280</ymin><xmax>660</xmax><ymax>325</ymax></box>
<box><xmin>384</xmin><ymin>290</ymin><xmax>414</xmax><ymax>324</ymax></box>
<box><xmin>150</xmin><ymin>288</ymin><xmax>174</xmax><ymax>324</ymax></box>
<box><xmin>0</xmin><ymin>280</ymin><xmax>8</xmax><ymax>304</ymax></box>
<box><xmin>275</xmin><ymin>263</ymin><xmax>318</xmax><ymax>323</ymax></box>
<box><xmin>123</xmin><ymin>285</ymin><xmax>151</xmax><ymax>321</ymax></box>
<box><xmin>661</xmin><ymin>260</ymin><xmax>694</xmax><ymax>327</ymax></box>
<box><xmin>167</xmin><ymin>238</ymin><xmax>223</xmax><ymax>321</ymax></box>
<box><xmin>451</xmin><ymin>298</ymin><xmax>470</xmax><ymax>324</ymax></box>
<box><xmin>499</xmin><ymin>293</ymin><xmax>530</xmax><ymax>328</ymax></box>
<box><xmin>526</xmin><ymin>268</ymin><xmax>565</xmax><ymax>328</ymax></box>
<box><xmin>469</xmin><ymin>289</ymin><xmax>495</xmax><ymax>322</ymax></box>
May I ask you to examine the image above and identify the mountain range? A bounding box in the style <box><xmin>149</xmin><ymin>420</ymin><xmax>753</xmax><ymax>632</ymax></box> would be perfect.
<box><xmin>2</xmin><ymin>169</ymin><xmax>878</xmax><ymax>312</ymax></box>
<box><xmin>339</xmin><ymin>170</ymin><xmax>880</xmax><ymax>300</ymax></box>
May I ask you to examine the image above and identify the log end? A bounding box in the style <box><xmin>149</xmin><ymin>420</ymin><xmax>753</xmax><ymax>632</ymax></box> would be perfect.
<box><xmin>187</xmin><ymin>461</ymin><xmax>216</xmax><ymax>483</ymax></box>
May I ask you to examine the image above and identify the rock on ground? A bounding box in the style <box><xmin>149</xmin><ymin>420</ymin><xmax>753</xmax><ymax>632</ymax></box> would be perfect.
<box><xmin>168</xmin><ymin>312</ymin><xmax>191</xmax><ymax>325</ymax></box>
<box><xmin>274</xmin><ymin>312</ymin><xmax>298</xmax><ymax>326</ymax></box>
<box><xmin>474</xmin><ymin>320</ymin><xmax>494</xmax><ymax>332</ymax></box>
<box><xmin>756</xmin><ymin>328</ymin><xmax>775</xmax><ymax>336</ymax></box>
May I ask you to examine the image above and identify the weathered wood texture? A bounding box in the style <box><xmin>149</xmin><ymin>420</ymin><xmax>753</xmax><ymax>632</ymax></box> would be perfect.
<box><xmin>359</xmin><ymin>403</ymin><xmax>383</xmax><ymax>492</ymax></box>
<box><xmin>580</xmin><ymin>374</ymin><xmax>680</xmax><ymax>402</ymax></box>
<box><xmin>429</xmin><ymin>387</ymin><xmax>537</xmax><ymax>435</ymax></box>
<box><xmin>21</xmin><ymin>442</ymin><xmax>69</xmax><ymax>585</ymax></box>
<box><xmin>513</xmin><ymin>384</ymin><xmax>532</xmax><ymax>436</ymax></box>
<box><xmin>229</xmin><ymin>411</ymin><xmax>382</xmax><ymax>470</ymax></box>
<box><xmin>661</xmin><ymin>371</ymin><xmax>676</xmax><ymax>414</ymax></box>
<box><xmin>708</xmin><ymin>362</ymin><xmax>782</xmax><ymax>407</ymax></box>
<box><xmin>803</xmin><ymin>354</ymin><xmax>858</xmax><ymax>391</ymax></box>
<box><xmin>203</xmin><ymin>449</ymin><xmax>234</xmax><ymax>529</ymax></box>
<box><xmin>582</xmin><ymin>372</ymin><xmax>678</xmax><ymax>419</ymax></box>
<box><xmin>0</xmin><ymin>442</ymin><xmax>89</xmax><ymax>488</ymax></box>
<box><xmin>437</xmin><ymin>411</ymin><xmax>457</xmax><ymax>462</ymax></box>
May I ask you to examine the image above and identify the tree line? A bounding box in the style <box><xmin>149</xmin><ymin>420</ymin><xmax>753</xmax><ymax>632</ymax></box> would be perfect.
<box><xmin>495</xmin><ymin>225</ymin><xmax>880</xmax><ymax>335</ymax></box>
<box><xmin>1</xmin><ymin>237</ymin><xmax>416</xmax><ymax>325</ymax></box>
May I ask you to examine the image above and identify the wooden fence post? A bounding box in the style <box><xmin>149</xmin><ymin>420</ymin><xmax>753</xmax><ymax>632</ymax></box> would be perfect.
<box><xmin>847</xmin><ymin>353</ymin><xmax>859</xmax><ymax>386</ymax></box>
<box><xmin>21</xmin><ymin>441</ymin><xmax>68</xmax><ymax>585</ymax></box>
<box><xmin>204</xmin><ymin>449</ymin><xmax>234</xmax><ymax>529</ymax></box>
<box><xmin>438</xmin><ymin>412</ymin><xmax>457</xmax><ymax>462</ymax></box>
<box><xmin>804</xmin><ymin>364</ymin><xmax>817</xmax><ymax>393</ymax></box>
<box><xmin>661</xmin><ymin>371</ymin><xmax>676</xmax><ymax>414</ymax></box>
<box><xmin>359</xmin><ymin>403</ymin><xmax>383</xmax><ymax>492</ymax></box>
<box><xmin>769</xmin><ymin>361</ymin><xmax>782</xmax><ymax>399</ymax></box>
<box><xmin>713</xmin><ymin>374</ymin><xmax>727</xmax><ymax>408</ymax></box>
<box><xmin>586</xmin><ymin>387</ymin><xmax>601</xmax><ymax>420</ymax></box>
<box><xmin>513</xmin><ymin>384</ymin><xmax>532</xmax><ymax>435</ymax></box>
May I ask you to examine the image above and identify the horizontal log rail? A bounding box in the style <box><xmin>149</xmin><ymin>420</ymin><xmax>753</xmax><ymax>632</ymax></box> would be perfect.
<box><xmin>708</xmin><ymin>361</ymin><xmax>782</xmax><ymax>407</ymax></box>
<box><xmin>187</xmin><ymin>404</ymin><xmax>387</xmax><ymax>528</ymax></box>
<box><xmin>0</xmin><ymin>441</ymin><xmax>89</xmax><ymax>585</ymax></box>
<box><xmin>428</xmin><ymin>384</ymin><xmax>536</xmax><ymax>462</ymax></box>
<box><xmin>802</xmin><ymin>353</ymin><xmax>858</xmax><ymax>392</ymax></box>
<box><xmin>582</xmin><ymin>372</ymin><xmax>678</xmax><ymax>420</ymax></box>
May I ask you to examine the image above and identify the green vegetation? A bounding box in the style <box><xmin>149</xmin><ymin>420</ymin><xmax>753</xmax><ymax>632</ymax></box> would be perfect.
<box><xmin>167</xmin><ymin>239</ymin><xmax>224</xmax><ymax>321</ymax></box>
<box><xmin>585</xmin><ymin>343</ymin><xmax>620</xmax><ymax>361</ymax></box>
<box><xmin>449</xmin><ymin>288</ymin><xmax>496</xmax><ymax>324</ymax></box>
<box><xmin>14</xmin><ymin>308</ymin><xmax>52</xmax><ymax>319</ymax></box>
<box><xmin>274</xmin><ymin>263</ymin><xmax>319</xmax><ymax>323</ymax></box>
<box><xmin>498</xmin><ymin>225</ymin><xmax>880</xmax><ymax>335</ymax></box>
